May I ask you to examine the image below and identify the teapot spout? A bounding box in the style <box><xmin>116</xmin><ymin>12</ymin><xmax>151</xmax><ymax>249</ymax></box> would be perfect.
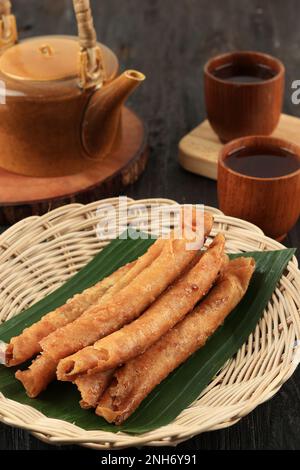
<box><xmin>82</xmin><ymin>70</ymin><xmax>145</xmax><ymax>158</ymax></box>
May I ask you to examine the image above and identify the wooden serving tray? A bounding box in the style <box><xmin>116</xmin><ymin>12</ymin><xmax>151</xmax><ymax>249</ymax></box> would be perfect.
<box><xmin>178</xmin><ymin>113</ymin><xmax>300</xmax><ymax>180</ymax></box>
<box><xmin>0</xmin><ymin>108</ymin><xmax>148</xmax><ymax>225</ymax></box>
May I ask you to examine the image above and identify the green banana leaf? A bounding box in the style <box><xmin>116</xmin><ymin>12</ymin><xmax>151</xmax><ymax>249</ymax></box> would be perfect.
<box><xmin>0</xmin><ymin>232</ymin><xmax>296</xmax><ymax>434</ymax></box>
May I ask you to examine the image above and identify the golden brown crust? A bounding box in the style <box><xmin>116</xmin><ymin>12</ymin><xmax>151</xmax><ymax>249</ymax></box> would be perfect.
<box><xmin>6</xmin><ymin>261</ymin><xmax>134</xmax><ymax>367</ymax></box>
<box><xmin>96</xmin><ymin>257</ymin><xmax>255</xmax><ymax>424</ymax></box>
<box><xmin>41</xmin><ymin>235</ymin><xmax>208</xmax><ymax>363</ymax></box>
<box><xmin>15</xmin><ymin>353</ymin><xmax>57</xmax><ymax>398</ymax></box>
<box><xmin>57</xmin><ymin>234</ymin><xmax>225</xmax><ymax>380</ymax></box>
<box><xmin>75</xmin><ymin>370</ymin><xmax>115</xmax><ymax>409</ymax></box>
<box><xmin>16</xmin><ymin>236</ymin><xmax>200</xmax><ymax>397</ymax></box>
<box><xmin>99</xmin><ymin>240</ymin><xmax>165</xmax><ymax>303</ymax></box>
<box><xmin>13</xmin><ymin>213</ymin><xmax>213</xmax><ymax>398</ymax></box>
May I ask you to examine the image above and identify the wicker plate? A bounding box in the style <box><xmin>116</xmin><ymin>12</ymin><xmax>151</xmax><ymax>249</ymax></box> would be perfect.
<box><xmin>0</xmin><ymin>197</ymin><xmax>299</xmax><ymax>449</ymax></box>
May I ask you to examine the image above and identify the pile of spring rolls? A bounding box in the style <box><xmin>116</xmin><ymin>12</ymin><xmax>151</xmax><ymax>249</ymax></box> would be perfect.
<box><xmin>3</xmin><ymin>211</ymin><xmax>255</xmax><ymax>425</ymax></box>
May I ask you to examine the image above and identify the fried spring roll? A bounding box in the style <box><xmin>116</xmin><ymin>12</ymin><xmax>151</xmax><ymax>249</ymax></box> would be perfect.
<box><xmin>5</xmin><ymin>261</ymin><xmax>135</xmax><ymax>367</ymax></box>
<box><xmin>75</xmin><ymin>370</ymin><xmax>115</xmax><ymax>409</ymax></box>
<box><xmin>100</xmin><ymin>240</ymin><xmax>166</xmax><ymax>303</ymax></box>
<box><xmin>56</xmin><ymin>239</ymin><xmax>168</xmax><ymax>409</ymax></box>
<box><xmin>8</xmin><ymin>229</ymin><xmax>169</xmax><ymax>368</ymax></box>
<box><xmin>13</xmin><ymin>237</ymin><xmax>166</xmax><ymax>396</ymax></box>
<box><xmin>57</xmin><ymin>234</ymin><xmax>225</xmax><ymax>380</ymax></box>
<box><xmin>96</xmin><ymin>257</ymin><xmax>255</xmax><ymax>424</ymax></box>
<box><xmin>41</xmin><ymin>216</ymin><xmax>213</xmax><ymax>362</ymax></box>
<box><xmin>16</xmin><ymin>213</ymin><xmax>213</xmax><ymax>397</ymax></box>
<box><xmin>15</xmin><ymin>353</ymin><xmax>57</xmax><ymax>398</ymax></box>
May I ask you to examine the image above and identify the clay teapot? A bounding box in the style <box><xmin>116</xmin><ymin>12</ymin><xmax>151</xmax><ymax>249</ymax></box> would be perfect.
<box><xmin>0</xmin><ymin>0</ymin><xmax>145</xmax><ymax>177</ymax></box>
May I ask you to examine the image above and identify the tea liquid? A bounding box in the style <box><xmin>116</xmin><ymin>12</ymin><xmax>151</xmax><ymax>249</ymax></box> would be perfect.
<box><xmin>225</xmin><ymin>146</ymin><xmax>300</xmax><ymax>178</ymax></box>
<box><xmin>212</xmin><ymin>62</ymin><xmax>276</xmax><ymax>83</ymax></box>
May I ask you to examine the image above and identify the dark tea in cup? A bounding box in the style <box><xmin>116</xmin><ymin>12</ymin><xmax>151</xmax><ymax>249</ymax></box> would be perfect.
<box><xmin>218</xmin><ymin>136</ymin><xmax>300</xmax><ymax>241</ymax></box>
<box><xmin>225</xmin><ymin>145</ymin><xmax>300</xmax><ymax>178</ymax></box>
<box><xmin>212</xmin><ymin>62</ymin><xmax>276</xmax><ymax>84</ymax></box>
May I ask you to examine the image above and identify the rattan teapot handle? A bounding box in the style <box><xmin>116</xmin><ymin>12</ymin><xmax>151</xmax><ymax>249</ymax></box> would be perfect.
<box><xmin>0</xmin><ymin>0</ymin><xmax>17</xmax><ymax>49</ymax></box>
<box><xmin>72</xmin><ymin>0</ymin><xmax>105</xmax><ymax>88</ymax></box>
<box><xmin>0</xmin><ymin>0</ymin><xmax>105</xmax><ymax>88</ymax></box>
<box><xmin>0</xmin><ymin>0</ymin><xmax>10</xmax><ymax>15</ymax></box>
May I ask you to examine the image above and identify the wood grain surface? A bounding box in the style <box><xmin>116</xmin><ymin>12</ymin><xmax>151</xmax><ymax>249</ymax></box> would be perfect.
<box><xmin>204</xmin><ymin>51</ymin><xmax>284</xmax><ymax>142</ymax></box>
<box><xmin>0</xmin><ymin>0</ymin><xmax>299</xmax><ymax>451</ymax></box>
<box><xmin>218</xmin><ymin>135</ymin><xmax>300</xmax><ymax>240</ymax></box>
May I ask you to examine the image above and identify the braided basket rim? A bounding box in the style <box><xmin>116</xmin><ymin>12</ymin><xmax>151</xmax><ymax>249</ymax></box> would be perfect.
<box><xmin>0</xmin><ymin>197</ymin><xmax>299</xmax><ymax>449</ymax></box>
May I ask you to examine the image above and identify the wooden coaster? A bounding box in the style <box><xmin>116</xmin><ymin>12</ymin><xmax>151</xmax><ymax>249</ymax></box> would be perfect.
<box><xmin>179</xmin><ymin>113</ymin><xmax>300</xmax><ymax>180</ymax></box>
<box><xmin>0</xmin><ymin>107</ymin><xmax>148</xmax><ymax>225</ymax></box>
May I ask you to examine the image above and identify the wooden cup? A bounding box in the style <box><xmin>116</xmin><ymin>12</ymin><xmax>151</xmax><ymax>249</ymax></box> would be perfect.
<box><xmin>204</xmin><ymin>51</ymin><xmax>285</xmax><ymax>142</ymax></box>
<box><xmin>218</xmin><ymin>136</ymin><xmax>300</xmax><ymax>241</ymax></box>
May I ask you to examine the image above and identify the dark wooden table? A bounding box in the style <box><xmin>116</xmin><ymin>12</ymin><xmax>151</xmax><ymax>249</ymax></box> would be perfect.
<box><xmin>1</xmin><ymin>0</ymin><xmax>299</xmax><ymax>451</ymax></box>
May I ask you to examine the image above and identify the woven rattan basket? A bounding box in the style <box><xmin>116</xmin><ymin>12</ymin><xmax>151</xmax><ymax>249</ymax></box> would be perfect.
<box><xmin>0</xmin><ymin>197</ymin><xmax>299</xmax><ymax>449</ymax></box>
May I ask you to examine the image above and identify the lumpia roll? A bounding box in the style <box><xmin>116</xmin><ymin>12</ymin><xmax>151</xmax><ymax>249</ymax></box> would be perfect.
<box><xmin>57</xmin><ymin>234</ymin><xmax>225</xmax><ymax>380</ymax></box>
<box><xmin>5</xmin><ymin>261</ymin><xmax>135</xmax><ymax>367</ymax></box>
<box><xmin>96</xmin><ymin>257</ymin><xmax>255</xmax><ymax>424</ymax></box>
<box><xmin>41</xmin><ymin>216</ymin><xmax>213</xmax><ymax>362</ymax></box>
<box><xmin>99</xmin><ymin>238</ymin><xmax>165</xmax><ymax>303</ymax></box>
<box><xmin>75</xmin><ymin>370</ymin><xmax>115</xmax><ymax>409</ymax></box>
<box><xmin>13</xmin><ymin>252</ymin><xmax>150</xmax><ymax>397</ymax></box>
<box><xmin>16</xmin><ymin>356</ymin><xmax>114</xmax><ymax>404</ymax></box>
<box><xmin>90</xmin><ymin>207</ymin><xmax>211</xmax><ymax>304</ymax></box>
<box><xmin>15</xmin><ymin>353</ymin><xmax>57</xmax><ymax>398</ymax></box>
<box><xmin>16</xmin><ymin>212</ymin><xmax>213</xmax><ymax>397</ymax></box>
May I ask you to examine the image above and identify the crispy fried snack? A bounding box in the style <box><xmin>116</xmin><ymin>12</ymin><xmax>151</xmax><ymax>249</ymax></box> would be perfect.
<box><xmin>15</xmin><ymin>353</ymin><xmax>57</xmax><ymax>398</ymax></box>
<box><xmin>75</xmin><ymin>234</ymin><xmax>163</xmax><ymax>406</ymax></box>
<box><xmin>75</xmin><ymin>370</ymin><xmax>115</xmax><ymax>409</ymax></box>
<box><xmin>15</xmin><ymin>212</ymin><xmax>213</xmax><ymax>397</ymax></box>
<box><xmin>57</xmin><ymin>234</ymin><xmax>225</xmax><ymax>381</ymax></box>
<box><xmin>13</xmin><ymin>238</ymin><xmax>166</xmax><ymax>396</ymax></box>
<box><xmin>5</xmin><ymin>261</ymin><xmax>135</xmax><ymax>367</ymax></box>
<box><xmin>42</xmin><ymin>242</ymin><xmax>201</xmax><ymax>360</ymax></box>
<box><xmin>41</xmin><ymin>211</ymin><xmax>213</xmax><ymax>362</ymax></box>
<box><xmin>96</xmin><ymin>257</ymin><xmax>255</xmax><ymax>424</ymax></box>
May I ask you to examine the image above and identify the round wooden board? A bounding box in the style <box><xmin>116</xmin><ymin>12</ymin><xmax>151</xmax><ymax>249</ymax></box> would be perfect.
<box><xmin>0</xmin><ymin>107</ymin><xmax>148</xmax><ymax>225</ymax></box>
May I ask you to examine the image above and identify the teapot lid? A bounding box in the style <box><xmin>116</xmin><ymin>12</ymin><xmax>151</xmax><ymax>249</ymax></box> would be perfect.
<box><xmin>0</xmin><ymin>35</ymin><xmax>118</xmax><ymax>82</ymax></box>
